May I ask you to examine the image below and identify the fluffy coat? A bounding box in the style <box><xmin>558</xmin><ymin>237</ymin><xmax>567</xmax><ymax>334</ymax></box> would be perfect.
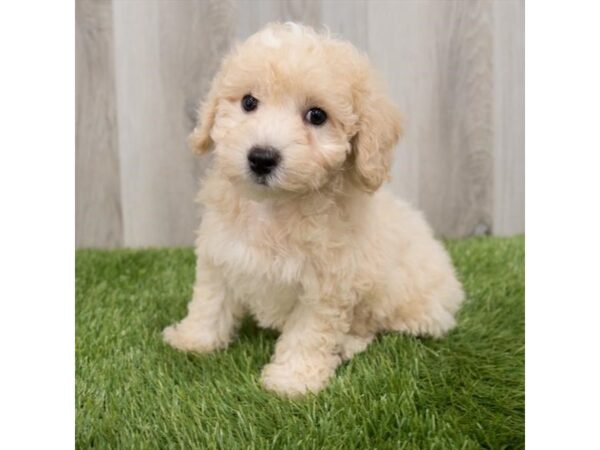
<box><xmin>163</xmin><ymin>23</ymin><xmax>464</xmax><ymax>396</ymax></box>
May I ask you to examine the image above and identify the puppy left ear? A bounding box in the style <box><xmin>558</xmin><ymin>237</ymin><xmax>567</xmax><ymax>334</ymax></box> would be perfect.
<box><xmin>188</xmin><ymin>71</ymin><xmax>223</xmax><ymax>154</ymax></box>
<box><xmin>350</xmin><ymin>82</ymin><xmax>403</xmax><ymax>193</ymax></box>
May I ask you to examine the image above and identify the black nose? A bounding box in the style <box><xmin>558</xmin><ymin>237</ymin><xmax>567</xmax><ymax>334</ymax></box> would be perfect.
<box><xmin>247</xmin><ymin>146</ymin><xmax>281</xmax><ymax>176</ymax></box>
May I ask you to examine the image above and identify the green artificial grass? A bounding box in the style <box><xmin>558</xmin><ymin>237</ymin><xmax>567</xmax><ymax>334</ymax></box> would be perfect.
<box><xmin>76</xmin><ymin>236</ymin><xmax>524</xmax><ymax>449</ymax></box>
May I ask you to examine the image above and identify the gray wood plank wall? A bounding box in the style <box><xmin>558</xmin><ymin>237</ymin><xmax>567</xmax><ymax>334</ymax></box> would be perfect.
<box><xmin>76</xmin><ymin>0</ymin><xmax>122</xmax><ymax>247</ymax></box>
<box><xmin>76</xmin><ymin>0</ymin><xmax>524</xmax><ymax>247</ymax></box>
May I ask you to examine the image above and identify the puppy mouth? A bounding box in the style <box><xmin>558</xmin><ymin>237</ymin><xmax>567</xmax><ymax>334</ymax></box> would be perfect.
<box><xmin>251</xmin><ymin>173</ymin><xmax>273</xmax><ymax>186</ymax></box>
<box><xmin>252</xmin><ymin>175</ymin><xmax>269</xmax><ymax>186</ymax></box>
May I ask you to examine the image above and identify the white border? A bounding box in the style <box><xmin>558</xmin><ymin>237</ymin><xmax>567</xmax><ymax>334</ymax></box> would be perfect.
<box><xmin>526</xmin><ymin>0</ymin><xmax>600</xmax><ymax>448</ymax></box>
<box><xmin>0</xmin><ymin>1</ymin><xmax>74</xmax><ymax>448</ymax></box>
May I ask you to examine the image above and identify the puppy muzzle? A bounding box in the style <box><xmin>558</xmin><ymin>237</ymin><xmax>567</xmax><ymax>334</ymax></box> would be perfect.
<box><xmin>247</xmin><ymin>146</ymin><xmax>281</xmax><ymax>182</ymax></box>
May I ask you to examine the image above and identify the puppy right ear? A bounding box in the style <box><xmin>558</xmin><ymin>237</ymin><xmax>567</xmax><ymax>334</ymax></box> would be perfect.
<box><xmin>188</xmin><ymin>74</ymin><xmax>222</xmax><ymax>154</ymax></box>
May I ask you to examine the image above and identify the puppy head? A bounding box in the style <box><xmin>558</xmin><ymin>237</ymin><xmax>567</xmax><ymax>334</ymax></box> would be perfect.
<box><xmin>190</xmin><ymin>22</ymin><xmax>402</xmax><ymax>196</ymax></box>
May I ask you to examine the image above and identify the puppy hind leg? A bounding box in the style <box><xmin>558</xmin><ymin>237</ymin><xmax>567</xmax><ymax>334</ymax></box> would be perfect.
<box><xmin>339</xmin><ymin>302</ymin><xmax>378</xmax><ymax>360</ymax></box>
<box><xmin>339</xmin><ymin>333</ymin><xmax>374</xmax><ymax>361</ymax></box>
<box><xmin>386</xmin><ymin>284</ymin><xmax>463</xmax><ymax>339</ymax></box>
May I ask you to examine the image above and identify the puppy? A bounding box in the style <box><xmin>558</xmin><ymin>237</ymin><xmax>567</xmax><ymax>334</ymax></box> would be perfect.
<box><xmin>164</xmin><ymin>23</ymin><xmax>464</xmax><ymax>397</ymax></box>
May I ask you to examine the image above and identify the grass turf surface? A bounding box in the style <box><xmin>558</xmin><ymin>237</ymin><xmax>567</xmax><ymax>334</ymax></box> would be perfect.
<box><xmin>76</xmin><ymin>236</ymin><xmax>524</xmax><ymax>449</ymax></box>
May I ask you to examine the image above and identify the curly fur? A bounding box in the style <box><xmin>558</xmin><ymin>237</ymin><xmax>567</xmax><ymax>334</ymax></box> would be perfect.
<box><xmin>164</xmin><ymin>23</ymin><xmax>464</xmax><ymax>397</ymax></box>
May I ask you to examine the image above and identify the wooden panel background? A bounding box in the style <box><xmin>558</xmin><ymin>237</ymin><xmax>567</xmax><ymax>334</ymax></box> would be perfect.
<box><xmin>76</xmin><ymin>0</ymin><xmax>122</xmax><ymax>247</ymax></box>
<box><xmin>76</xmin><ymin>0</ymin><xmax>525</xmax><ymax>247</ymax></box>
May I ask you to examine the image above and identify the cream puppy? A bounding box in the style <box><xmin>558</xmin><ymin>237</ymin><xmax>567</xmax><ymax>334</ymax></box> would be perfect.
<box><xmin>163</xmin><ymin>23</ymin><xmax>464</xmax><ymax>396</ymax></box>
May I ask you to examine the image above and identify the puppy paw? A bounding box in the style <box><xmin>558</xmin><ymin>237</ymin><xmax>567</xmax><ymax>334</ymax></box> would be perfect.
<box><xmin>340</xmin><ymin>333</ymin><xmax>374</xmax><ymax>361</ymax></box>
<box><xmin>261</xmin><ymin>361</ymin><xmax>335</xmax><ymax>397</ymax></box>
<box><xmin>162</xmin><ymin>323</ymin><xmax>225</xmax><ymax>353</ymax></box>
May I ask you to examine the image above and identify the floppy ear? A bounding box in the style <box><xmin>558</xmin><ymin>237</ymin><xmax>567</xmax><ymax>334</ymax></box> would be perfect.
<box><xmin>188</xmin><ymin>72</ymin><xmax>223</xmax><ymax>154</ymax></box>
<box><xmin>350</xmin><ymin>82</ymin><xmax>403</xmax><ymax>193</ymax></box>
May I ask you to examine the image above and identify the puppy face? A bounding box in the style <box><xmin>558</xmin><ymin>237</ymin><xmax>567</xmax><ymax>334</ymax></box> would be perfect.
<box><xmin>191</xmin><ymin>23</ymin><xmax>402</xmax><ymax>195</ymax></box>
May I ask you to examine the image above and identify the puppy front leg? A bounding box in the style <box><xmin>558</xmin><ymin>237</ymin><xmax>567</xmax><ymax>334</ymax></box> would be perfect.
<box><xmin>163</xmin><ymin>258</ymin><xmax>240</xmax><ymax>353</ymax></box>
<box><xmin>261</xmin><ymin>302</ymin><xmax>349</xmax><ymax>397</ymax></box>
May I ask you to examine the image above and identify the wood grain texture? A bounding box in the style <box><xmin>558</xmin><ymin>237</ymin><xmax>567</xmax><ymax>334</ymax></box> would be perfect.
<box><xmin>417</xmin><ymin>0</ymin><xmax>495</xmax><ymax>237</ymax></box>
<box><xmin>363</xmin><ymin>0</ymin><xmax>428</xmax><ymax>208</ymax></box>
<box><xmin>235</xmin><ymin>0</ymin><xmax>322</xmax><ymax>40</ymax></box>
<box><xmin>493</xmin><ymin>0</ymin><xmax>525</xmax><ymax>235</ymax></box>
<box><xmin>112</xmin><ymin>0</ymin><xmax>235</xmax><ymax>246</ymax></box>
<box><xmin>321</xmin><ymin>0</ymin><xmax>368</xmax><ymax>51</ymax></box>
<box><xmin>76</xmin><ymin>0</ymin><xmax>123</xmax><ymax>247</ymax></box>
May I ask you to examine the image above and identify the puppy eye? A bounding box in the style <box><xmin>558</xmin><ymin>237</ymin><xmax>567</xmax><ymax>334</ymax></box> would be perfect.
<box><xmin>241</xmin><ymin>94</ymin><xmax>259</xmax><ymax>112</ymax></box>
<box><xmin>305</xmin><ymin>107</ymin><xmax>327</xmax><ymax>126</ymax></box>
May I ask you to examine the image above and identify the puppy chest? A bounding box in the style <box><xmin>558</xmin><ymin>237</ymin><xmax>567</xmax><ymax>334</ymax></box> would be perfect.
<box><xmin>226</xmin><ymin>271</ymin><xmax>299</xmax><ymax>330</ymax></box>
<box><xmin>202</xmin><ymin>233</ymin><xmax>304</xmax><ymax>330</ymax></box>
